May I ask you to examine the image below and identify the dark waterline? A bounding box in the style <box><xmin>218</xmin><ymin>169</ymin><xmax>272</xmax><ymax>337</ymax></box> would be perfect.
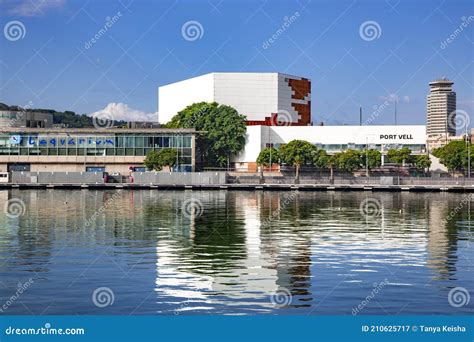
<box><xmin>0</xmin><ymin>190</ymin><xmax>472</xmax><ymax>315</ymax></box>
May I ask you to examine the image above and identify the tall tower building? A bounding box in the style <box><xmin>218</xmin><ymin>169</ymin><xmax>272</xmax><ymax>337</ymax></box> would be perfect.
<box><xmin>426</xmin><ymin>78</ymin><xmax>456</xmax><ymax>136</ymax></box>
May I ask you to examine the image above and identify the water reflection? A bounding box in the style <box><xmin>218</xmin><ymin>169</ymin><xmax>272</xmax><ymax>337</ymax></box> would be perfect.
<box><xmin>0</xmin><ymin>190</ymin><xmax>472</xmax><ymax>315</ymax></box>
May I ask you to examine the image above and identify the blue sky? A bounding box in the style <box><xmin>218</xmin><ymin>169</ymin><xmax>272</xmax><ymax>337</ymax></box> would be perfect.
<box><xmin>0</xmin><ymin>0</ymin><xmax>473</xmax><ymax>129</ymax></box>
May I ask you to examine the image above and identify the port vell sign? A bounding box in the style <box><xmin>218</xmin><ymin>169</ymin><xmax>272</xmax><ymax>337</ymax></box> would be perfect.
<box><xmin>379</xmin><ymin>134</ymin><xmax>414</xmax><ymax>140</ymax></box>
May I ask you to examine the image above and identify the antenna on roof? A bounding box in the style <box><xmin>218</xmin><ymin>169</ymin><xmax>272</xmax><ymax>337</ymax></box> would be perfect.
<box><xmin>359</xmin><ymin>106</ymin><xmax>362</xmax><ymax>126</ymax></box>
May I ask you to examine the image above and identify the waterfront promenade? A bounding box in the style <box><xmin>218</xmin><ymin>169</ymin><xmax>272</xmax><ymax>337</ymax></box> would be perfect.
<box><xmin>1</xmin><ymin>171</ymin><xmax>473</xmax><ymax>192</ymax></box>
<box><xmin>1</xmin><ymin>181</ymin><xmax>473</xmax><ymax>192</ymax></box>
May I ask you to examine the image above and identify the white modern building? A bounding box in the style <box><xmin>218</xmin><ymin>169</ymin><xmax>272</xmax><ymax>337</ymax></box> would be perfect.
<box><xmin>158</xmin><ymin>72</ymin><xmax>311</xmax><ymax>126</ymax></box>
<box><xmin>233</xmin><ymin>125</ymin><xmax>427</xmax><ymax>171</ymax></box>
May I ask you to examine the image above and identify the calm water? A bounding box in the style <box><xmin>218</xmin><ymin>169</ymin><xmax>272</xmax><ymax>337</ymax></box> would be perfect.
<box><xmin>0</xmin><ymin>189</ymin><xmax>472</xmax><ymax>315</ymax></box>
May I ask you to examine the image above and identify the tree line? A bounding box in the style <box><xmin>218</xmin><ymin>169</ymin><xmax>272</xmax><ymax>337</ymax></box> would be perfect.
<box><xmin>257</xmin><ymin>140</ymin><xmax>432</xmax><ymax>181</ymax></box>
<box><xmin>140</xmin><ymin>101</ymin><xmax>470</xmax><ymax>177</ymax></box>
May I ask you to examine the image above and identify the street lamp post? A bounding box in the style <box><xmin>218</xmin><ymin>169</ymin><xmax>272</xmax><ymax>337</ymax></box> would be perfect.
<box><xmin>365</xmin><ymin>137</ymin><xmax>369</xmax><ymax>177</ymax></box>
<box><xmin>269</xmin><ymin>127</ymin><xmax>272</xmax><ymax>173</ymax></box>
<box><xmin>466</xmin><ymin>126</ymin><xmax>471</xmax><ymax>178</ymax></box>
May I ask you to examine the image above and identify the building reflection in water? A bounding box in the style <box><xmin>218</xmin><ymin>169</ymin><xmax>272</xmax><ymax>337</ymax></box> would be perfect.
<box><xmin>0</xmin><ymin>189</ymin><xmax>470</xmax><ymax>314</ymax></box>
<box><xmin>154</xmin><ymin>192</ymin><xmax>281</xmax><ymax>313</ymax></box>
<box><xmin>425</xmin><ymin>194</ymin><xmax>459</xmax><ymax>280</ymax></box>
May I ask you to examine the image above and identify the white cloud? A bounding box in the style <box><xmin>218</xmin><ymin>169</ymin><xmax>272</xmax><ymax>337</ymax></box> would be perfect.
<box><xmin>90</xmin><ymin>103</ymin><xmax>158</xmax><ymax>122</ymax></box>
<box><xmin>6</xmin><ymin>0</ymin><xmax>66</xmax><ymax>17</ymax></box>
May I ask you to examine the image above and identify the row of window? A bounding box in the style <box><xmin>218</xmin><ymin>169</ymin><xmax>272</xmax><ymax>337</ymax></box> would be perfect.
<box><xmin>0</xmin><ymin>147</ymin><xmax>192</xmax><ymax>158</ymax></box>
<box><xmin>266</xmin><ymin>143</ymin><xmax>426</xmax><ymax>152</ymax></box>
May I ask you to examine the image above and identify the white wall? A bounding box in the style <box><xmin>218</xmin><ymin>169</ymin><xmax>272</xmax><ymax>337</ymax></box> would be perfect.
<box><xmin>158</xmin><ymin>73</ymin><xmax>214</xmax><ymax>124</ymax></box>
<box><xmin>158</xmin><ymin>72</ymin><xmax>310</xmax><ymax>124</ymax></box>
<box><xmin>213</xmin><ymin>73</ymin><xmax>278</xmax><ymax>122</ymax></box>
<box><xmin>232</xmin><ymin>126</ymin><xmax>263</xmax><ymax>163</ymax></box>
<box><xmin>268</xmin><ymin>125</ymin><xmax>427</xmax><ymax>145</ymax></box>
<box><xmin>233</xmin><ymin>125</ymin><xmax>427</xmax><ymax>163</ymax></box>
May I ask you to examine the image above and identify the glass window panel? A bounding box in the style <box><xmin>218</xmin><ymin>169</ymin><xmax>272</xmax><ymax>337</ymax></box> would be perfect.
<box><xmin>146</xmin><ymin>136</ymin><xmax>153</xmax><ymax>148</ymax></box>
<box><xmin>183</xmin><ymin>137</ymin><xmax>191</xmax><ymax>147</ymax></box>
<box><xmin>125</xmin><ymin>137</ymin><xmax>134</xmax><ymax>148</ymax></box>
<box><xmin>135</xmin><ymin>136</ymin><xmax>144</xmax><ymax>148</ymax></box>
<box><xmin>116</xmin><ymin>136</ymin><xmax>124</xmax><ymax>147</ymax></box>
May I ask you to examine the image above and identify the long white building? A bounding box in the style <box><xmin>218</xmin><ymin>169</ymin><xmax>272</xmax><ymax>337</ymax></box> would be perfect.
<box><xmin>233</xmin><ymin>125</ymin><xmax>427</xmax><ymax>171</ymax></box>
<box><xmin>158</xmin><ymin>72</ymin><xmax>311</xmax><ymax>126</ymax></box>
<box><xmin>157</xmin><ymin>72</ymin><xmax>438</xmax><ymax>172</ymax></box>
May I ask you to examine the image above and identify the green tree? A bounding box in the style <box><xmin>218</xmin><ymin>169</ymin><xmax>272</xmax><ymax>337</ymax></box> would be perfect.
<box><xmin>256</xmin><ymin>147</ymin><xmax>279</xmax><ymax>182</ymax></box>
<box><xmin>433</xmin><ymin>141</ymin><xmax>469</xmax><ymax>174</ymax></box>
<box><xmin>362</xmin><ymin>149</ymin><xmax>382</xmax><ymax>169</ymax></box>
<box><xmin>164</xmin><ymin>102</ymin><xmax>246</xmax><ymax>168</ymax></box>
<box><xmin>257</xmin><ymin>147</ymin><xmax>280</xmax><ymax>168</ymax></box>
<box><xmin>312</xmin><ymin>148</ymin><xmax>338</xmax><ymax>181</ymax></box>
<box><xmin>279</xmin><ymin>140</ymin><xmax>315</xmax><ymax>183</ymax></box>
<box><xmin>144</xmin><ymin>148</ymin><xmax>178</xmax><ymax>171</ymax></box>
<box><xmin>312</xmin><ymin>149</ymin><xmax>330</xmax><ymax>168</ymax></box>
<box><xmin>336</xmin><ymin>149</ymin><xmax>362</xmax><ymax>172</ymax></box>
<box><xmin>414</xmin><ymin>154</ymin><xmax>431</xmax><ymax>170</ymax></box>
<box><xmin>387</xmin><ymin>147</ymin><xmax>412</xmax><ymax>165</ymax></box>
<box><xmin>164</xmin><ymin>102</ymin><xmax>216</xmax><ymax>129</ymax></box>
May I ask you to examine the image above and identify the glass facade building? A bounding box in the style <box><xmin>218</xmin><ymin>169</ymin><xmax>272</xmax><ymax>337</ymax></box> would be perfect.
<box><xmin>0</xmin><ymin>129</ymin><xmax>196</xmax><ymax>172</ymax></box>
